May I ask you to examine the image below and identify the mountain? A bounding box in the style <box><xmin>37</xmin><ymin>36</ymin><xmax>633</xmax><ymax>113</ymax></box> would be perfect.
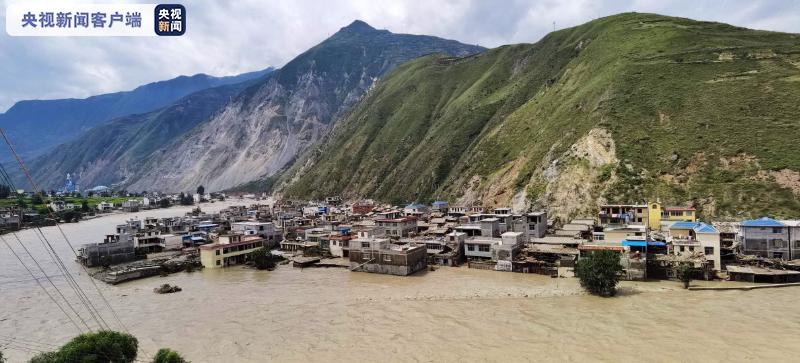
<box><xmin>0</xmin><ymin>67</ymin><xmax>274</xmax><ymax>160</ymax></box>
<box><xmin>21</xmin><ymin>80</ymin><xmax>257</xmax><ymax>190</ymax></box>
<box><xmin>123</xmin><ymin>20</ymin><xmax>484</xmax><ymax>192</ymax></box>
<box><xmin>278</xmin><ymin>13</ymin><xmax>800</xmax><ymax>220</ymax></box>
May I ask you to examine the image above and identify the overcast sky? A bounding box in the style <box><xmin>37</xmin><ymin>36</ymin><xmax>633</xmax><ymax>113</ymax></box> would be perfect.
<box><xmin>1</xmin><ymin>0</ymin><xmax>799</xmax><ymax>112</ymax></box>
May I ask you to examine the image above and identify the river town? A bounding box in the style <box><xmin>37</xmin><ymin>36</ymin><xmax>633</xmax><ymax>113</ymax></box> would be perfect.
<box><xmin>2</xmin><ymin>198</ymin><xmax>800</xmax><ymax>362</ymax></box>
<box><xmin>76</xmin><ymin>196</ymin><xmax>800</xmax><ymax>284</ymax></box>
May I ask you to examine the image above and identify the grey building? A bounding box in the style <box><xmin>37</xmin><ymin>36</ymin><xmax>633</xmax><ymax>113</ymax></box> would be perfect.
<box><xmin>738</xmin><ymin>217</ymin><xmax>799</xmax><ymax>260</ymax></box>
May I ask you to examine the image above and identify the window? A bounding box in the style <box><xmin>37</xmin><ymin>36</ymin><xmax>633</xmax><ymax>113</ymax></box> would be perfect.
<box><xmin>362</xmin><ymin>242</ymin><xmax>370</xmax><ymax>248</ymax></box>
<box><xmin>772</xmin><ymin>240</ymin><xmax>785</xmax><ymax>248</ymax></box>
<box><xmin>215</xmin><ymin>260</ymin><xmax>220</xmax><ymax>266</ymax></box>
<box><xmin>679</xmin><ymin>246</ymin><xmax>685</xmax><ymax>252</ymax></box>
<box><xmin>689</xmin><ymin>246</ymin><xmax>695</xmax><ymax>252</ymax></box>
<box><xmin>215</xmin><ymin>250</ymin><xmax>220</xmax><ymax>256</ymax></box>
<box><xmin>467</xmin><ymin>244</ymin><xmax>475</xmax><ymax>251</ymax></box>
<box><xmin>773</xmin><ymin>228</ymin><xmax>783</xmax><ymax>234</ymax></box>
<box><xmin>479</xmin><ymin>245</ymin><xmax>490</xmax><ymax>252</ymax></box>
<box><xmin>383</xmin><ymin>255</ymin><xmax>392</xmax><ymax>262</ymax></box>
<box><xmin>704</xmin><ymin>247</ymin><xmax>714</xmax><ymax>255</ymax></box>
<box><xmin>363</xmin><ymin>253</ymin><xmax>371</xmax><ymax>260</ymax></box>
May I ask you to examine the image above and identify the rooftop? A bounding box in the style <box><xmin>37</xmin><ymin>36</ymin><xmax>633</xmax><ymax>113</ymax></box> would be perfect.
<box><xmin>740</xmin><ymin>217</ymin><xmax>785</xmax><ymax>227</ymax></box>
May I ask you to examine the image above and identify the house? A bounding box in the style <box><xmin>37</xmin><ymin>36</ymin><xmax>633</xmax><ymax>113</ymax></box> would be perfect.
<box><xmin>132</xmin><ymin>228</ymin><xmax>164</xmax><ymax>253</ymax></box>
<box><xmin>231</xmin><ymin>221</ymin><xmax>282</xmax><ymax>248</ymax></box>
<box><xmin>77</xmin><ymin>235</ymin><xmax>136</xmax><ymax>267</ymax></box>
<box><xmin>200</xmin><ymin>234</ymin><xmax>265</xmax><ymax>268</ymax></box>
<box><xmin>464</xmin><ymin>237</ymin><xmax>495</xmax><ymax>261</ymax></box>
<box><xmin>492</xmin><ymin>232</ymin><xmax>525</xmax><ymax>263</ymax></box>
<box><xmin>352</xmin><ymin>200</ymin><xmax>375</xmax><ymax>215</ymax></box>
<box><xmin>0</xmin><ymin>208</ymin><xmax>20</xmax><ymax>229</ymax></box>
<box><xmin>96</xmin><ymin>201</ymin><xmax>114</xmax><ymax>212</ymax></box>
<box><xmin>349</xmin><ymin>241</ymin><xmax>427</xmax><ymax>276</ymax></box>
<box><xmin>738</xmin><ymin>217</ymin><xmax>799</xmax><ymax>260</ymax></box>
<box><xmin>121</xmin><ymin>199</ymin><xmax>140</xmax><ymax>213</ymax></box>
<box><xmin>403</xmin><ymin>203</ymin><xmax>430</xmax><ymax>218</ymax></box>
<box><xmin>645</xmin><ymin>200</ymin><xmax>697</xmax><ymax>230</ymax></box>
<box><xmin>48</xmin><ymin>200</ymin><xmax>76</xmax><ymax>212</ymax></box>
<box><xmin>431</xmin><ymin>201</ymin><xmax>449</xmax><ymax>213</ymax></box>
<box><xmin>599</xmin><ymin>204</ymin><xmax>649</xmax><ymax>227</ymax></box>
<box><xmin>375</xmin><ymin>216</ymin><xmax>417</xmax><ymax>238</ymax></box>
<box><xmin>328</xmin><ymin>228</ymin><xmax>354</xmax><ymax>257</ymax></box>
<box><xmin>601</xmin><ymin>225</ymin><xmax>647</xmax><ymax>245</ymax></box>
<box><xmin>422</xmin><ymin>231</ymin><xmax>465</xmax><ymax>266</ymax></box>
<box><xmin>668</xmin><ymin>221</ymin><xmax>721</xmax><ymax>270</ymax></box>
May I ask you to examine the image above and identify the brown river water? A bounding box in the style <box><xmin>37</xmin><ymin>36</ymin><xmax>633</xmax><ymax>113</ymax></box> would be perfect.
<box><xmin>2</xmin><ymin>201</ymin><xmax>800</xmax><ymax>362</ymax></box>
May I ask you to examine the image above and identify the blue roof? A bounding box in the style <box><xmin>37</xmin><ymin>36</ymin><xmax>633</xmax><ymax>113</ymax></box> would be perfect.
<box><xmin>405</xmin><ymin>203</ymin><xmax>426</xmax><ymax>209</ymax></box>
<box><xmin>621</xmin><ymin>240</ymin><xmax>647</xmax><ymax>247</ymax></box>
<box><xmin>648</xmin><ymin>241</ymin><xmax>666</xmax><ymax>247</ymax></box>
<box><xmin>670</xmin><ymin>221</ymin><xmax>719</xmax><ymax>233</ymax></box>
<box><xmin>741</xmin><ymin>217</ymin><xmax>785</xmax><ymax>227</ymax></box>
<box><xmin>432</xmin><ymin>201</ymin><xmax>449</xmax><ymax>206</ymax></box>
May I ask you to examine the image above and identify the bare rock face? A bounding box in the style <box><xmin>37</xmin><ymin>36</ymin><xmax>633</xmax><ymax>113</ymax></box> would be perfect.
<box><xmin>124</xmin><ymin>21</ymin><xmax>484</xmax><ymax>192</ymax></box>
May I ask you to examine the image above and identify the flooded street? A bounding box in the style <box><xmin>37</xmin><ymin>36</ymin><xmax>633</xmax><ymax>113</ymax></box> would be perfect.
<box><xmin>2</xmin><ymin>204</ymin><xmax>800</xmax><ymax>362</ymax></box>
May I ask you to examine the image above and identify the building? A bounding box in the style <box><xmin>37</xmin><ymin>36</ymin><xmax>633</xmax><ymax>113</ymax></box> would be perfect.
<box><xmin>422</xmin><ymin>231</ymin><xmax>465</xmax><ymax>266</ymax></box>
<box><xmin>375</xmin><ymin>216</ymin><xmax>417</xmax><ymax>238</ymax></box>
<box><xmin>352</xmin><ymin>200</ymin><xmax>375</xmax><ymax>215</ymax></box>
<box><xmin>231</xmin><ymin>221</ymin><xmax>282</xmax><ymax>248</ymax></box>
<box><xmin>601</xmin><ymin>225</ymin><xmax>647</xmax><ymax>245</ymax></box>
<box><xmin>349</xmin><ymin>241</ymin><xmax>427</xmax><ymax>276</ymax></box>
<box><xmin>96</xmin><ymin>201</ymin><xmax>114</xmax><ymax>212</ymax></box>
<box><xmin>77</xmin><ymin>235</ymin><xmax>136</xmax><ymax>267</ymax></box>
<box><xmin>668</xmin><ymin>221</ymin><xmax>721</xmax><ymax>270</ymax></box>
<box><xmin>200</xmin><ymin>234</ymin><xmax>266</xmax><ymax>268</ymax></box>
<box><xmin>403</xmin><ymin>203</ymin><xmax>430</xmax><ymax>218</ymax></box>
<box><xmin>121</xmin><ymin>200</ymin><xmax>141</xmax><ymax>213</ymax></box>
<box><xmin>599</xmin><ymin>204</ymin><xmax>648</xmax><ymax>227</ymax></box>
<box><xmin>738</xmin><ymin>217</ymin><xmax>799</xmax><ymax>260</ymax></box>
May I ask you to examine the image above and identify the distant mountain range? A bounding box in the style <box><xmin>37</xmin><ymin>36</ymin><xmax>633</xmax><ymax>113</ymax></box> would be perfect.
<box><xmin>0</xmin><ymin>67</ymin><xmax>274</xmax><ymax>161</ymax></box>
<box><xmin>8</xmin><ymin>14</ymin><xmax>800</xmax><ymax>220</ymax></box>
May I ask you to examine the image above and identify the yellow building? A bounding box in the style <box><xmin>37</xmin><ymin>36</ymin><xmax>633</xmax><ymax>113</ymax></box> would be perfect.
<box><xmin>200</xmin><ymin>234</ymin><xmax>265</xmax><ymax>268</ymax></box>
<box><xmin>647</xmin><ymin>201</ymin><xmax>662</xmax><ymax>231</ymax></box>
<box><xmin>647</xmin><ymin>201</ymin><xmax>697</xmax><ymax>231</ymax></box>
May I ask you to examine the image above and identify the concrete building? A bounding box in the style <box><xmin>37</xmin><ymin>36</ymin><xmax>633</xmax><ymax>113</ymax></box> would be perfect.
<box><xmin>349</xmin><ymin>241</ymin><xmax>427</xmax><ymax>276</ymax></box>
<box><xmin>738</xmin><ymin>217</ymin><xmax>798</xmax><ymax>260</ymax></box>
<box><xmin>422</xmin><ymin>231</ymin><xmax>465</xmax><ymax>266</ymax></box>
<box><xmin>200</xmin><ymin>234</ymin><xmax>265</xmax><ymax>268</ymax></box>
<box><xmin>599</xmin><ymin>204</ymin><xmax>648</xmax><ymax>226</ymax></box>
<box><xmin>77</xmin><ymin>235</ymin><xmax>136</xmax><ymax>267</ymax></box>
<box><xmin>375</xmin><ymin>216</ymin><xmax>417</xmax><ymax>238</ymax></box>
<box><xmin>669</xmin><ymin>221</ymin><xmax>722</xmax><ymax>270</ymax></box>
<box><xmin>231</xmin><ymin>221</ymin><xmax>281</xmax><ymax>247</ymax></box>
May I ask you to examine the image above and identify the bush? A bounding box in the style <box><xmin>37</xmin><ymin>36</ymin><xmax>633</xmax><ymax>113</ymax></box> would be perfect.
<box><xmin>153</xmin><ymin>348</ymin><xmax>188</xmax><ymax>363</ymax></box>
<box><xmin>29</xmin><ymin>331</ymin><xmax>138</xmax><ymax>363</ymax></box>
<box><xmin>676</xmin><ymin>263</ymin><xmax>694</xmax><ymax>289</ymax></box>
<box><xmin>251</xmin><ymin>247</ymin><xmax>279</xmax><ymax>270</ymax></box>
<box><xmin>575</xmin><ymin>250</ymin><xmax>624</xmax><ymax>297</ymax></box>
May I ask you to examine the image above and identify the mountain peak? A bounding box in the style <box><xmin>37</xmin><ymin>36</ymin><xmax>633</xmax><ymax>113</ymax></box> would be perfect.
<box><xmin>340</xmin><ymin>20</ymin><xmax>377</xmax><ymax>34</ymax></box>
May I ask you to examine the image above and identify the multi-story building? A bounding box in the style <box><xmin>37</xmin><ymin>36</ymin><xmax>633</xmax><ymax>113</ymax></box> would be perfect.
<box><xmin>669</xmin><ymin>221</ymin><xmax>721</xmax><ymax>270</ymax></box>
<box><xmin>375</xmin><ymin>216</ymin><xmax>417</xmax><ymax>237</ymax></box>
<box><xmin>200</xmin><ymin>234</ymin><xmax>266</xmax><ymax>268</ymax></box>
<box><xmin>738</xmin><ymin>217</ymin><xmax>799</xmax><ymax>260</ymax></box>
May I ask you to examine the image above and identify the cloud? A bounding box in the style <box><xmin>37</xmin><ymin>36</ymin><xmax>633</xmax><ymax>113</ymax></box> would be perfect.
<box><xmin>1</xmin><ymin>0</ymin><xmax>798</xmax><ymax>111</ymax></box>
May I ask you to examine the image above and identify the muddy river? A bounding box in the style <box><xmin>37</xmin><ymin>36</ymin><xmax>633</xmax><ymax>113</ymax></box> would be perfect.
<box><xmin>1</xmin><ymin>202</ymin><xmax>799</xmax><ymax>362</ymax></box>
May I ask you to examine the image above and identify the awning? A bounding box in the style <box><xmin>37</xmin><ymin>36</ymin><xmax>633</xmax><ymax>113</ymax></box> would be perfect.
<box><xmin>621</xmin><ymin>240</ymin><xmax>647</xmax><ymax>247</ymax></box>
<box><xmin>648</xmin><ymin>241</ymin><xmax>666</xmax><ymax>247</ymax></box>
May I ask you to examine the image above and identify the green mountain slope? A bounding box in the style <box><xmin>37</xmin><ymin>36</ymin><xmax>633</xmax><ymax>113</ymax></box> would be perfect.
<box><xmin>280</xmin><ymin>13</ymin><xmax>800</xmax><ymax>220</ymax></box>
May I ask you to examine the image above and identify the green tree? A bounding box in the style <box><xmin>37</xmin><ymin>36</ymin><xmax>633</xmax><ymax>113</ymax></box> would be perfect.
<box><xmin>676</xmin><ymin>263</ymin><xmax>694</xmax><ymax>289</ymax></box>
<box><xmin>251</xmin><ymin>247</ymin><xmax>278</xmax><ymax>270</ymax></box>
<box><xmin>575</xmin><ymin>250</ymin><xmax>624</xmax><ymax>297</ymax></box>
<box><xmin>81</xmin><ymin>200</ymin><xmax>91</xmax><ymax>213</ymax></box>
<box><xmin>31</xmin><ymin>193</ymin><xmax>44</xmax><ymax>205</ymax></box>
<box><xmin>28</xmin><ymin>331</ymin><xmax>138</xmax><ymax>363</ymax></box>
<box><xmin>196</xmin><ymin>185</ymin><xmax>205</xmax><ymax>196</ymax></box>
<box><xmin>159</xmin><ymin>198</ymin><xmax>172</xmax><ymax>209</ymax></box>
<box><xmin>153</xmin><ymin>348</ymin><xmax>188</xmax><ymax>363</ymax></box>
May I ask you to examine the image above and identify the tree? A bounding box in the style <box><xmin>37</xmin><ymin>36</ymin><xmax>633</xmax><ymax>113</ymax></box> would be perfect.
<box><xmin>196</xmin><ymin>185</ymin><xmax>205</xmax><ymax>196</ymax></box>
<box><xmin>251</xmin><ymin>247</ymin><xmax>279</xmax><ymax>270</ymax></box>
<box><xmin>81</xmin><ymin>200</ymin><xmax>91</xmax><ymax>213</ymax></box>
<box><xmin>153</xmin><ymin>348</ymin><xmax>188</xmax><ymax>363</ymax></box>
<box><xmin>159</xmin><ymin>198</ymin><xmax>172</xmax><ymax>209</ymax></box>
<box><xmin>676</xmin><ymin>263</ymin><xmax>694</xmax><ymax>289</ymax></box>
<box><xmin>31</xmin><ymin>193</ymin><xmax>44</xmax><ymax>205</ymax></box>
<box><xmin>179</xmin><ymin>193</ymin><xmax>194</xmax><ymax>206</ymax></box>
<box><xmin>575</xmin><ymin>250</ymin><xmax>624</xmax><ymax>297</ymax></box>
<box><xmin>0</xmin><ymin>184</ymin><xmax>10</xmax><ymax>199</ymax></box>
<box><xmin>29</xmin><ymin>331</ymin><xmax>138</xmax><ymax>363</ymax></box>
<box><xmin>0</xmin><ymin>349</ymin><xmax>6</xmax><ymax>363</ymax></box>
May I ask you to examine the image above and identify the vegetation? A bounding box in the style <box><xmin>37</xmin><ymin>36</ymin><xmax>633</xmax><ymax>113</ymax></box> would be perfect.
<box><xmin>28</xmin><ymin>331</ymin><xmax>138</xmax><ymax>363</ymax></box>
<box><xmin>1</xmin><ymin>349</ymin><xmax>6</xmax><ymax>363</ymax></box>
<box><xmin>676</xmin><ymin>263</ymin><xmax>694</xmax><ymax>289</ymax></box>
<box><xmin>575</xmin><ymin>250</ymin><xmax>624</xmax><ymax>297</ymax></box>
<box><xmin>251</xmin><ymin>247</ymin><xmax>281</xmax><ymax>270</ymax></box>
<box><xmin>280</xmin><ymin>12</ymin><xmax>800</xmax><ymax>220</ymax></box>
<box><xmin>153</xmin><ymin>348</ymin><xmax>188</xmax><ymax>363</ymax></box>
<box><xmin>196</xmin><ymin>185</ymin><xmax>205</xmax><ymax>197</ymax></box>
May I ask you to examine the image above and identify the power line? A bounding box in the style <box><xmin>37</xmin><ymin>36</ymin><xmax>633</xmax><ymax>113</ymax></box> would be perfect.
<box><xmin>0</xmin><ymin>127</ymin><xmax>129</xmax><ymax>333</ymax></box>
<box><xmin>0</xmin><ymin>235</ymin><xmax>85</xmax><ymax>333</ymax></box>
<box><xmin>5</xmin><ymin>233</ymin><xmax>92</xmax><ymax>331</ymax></box>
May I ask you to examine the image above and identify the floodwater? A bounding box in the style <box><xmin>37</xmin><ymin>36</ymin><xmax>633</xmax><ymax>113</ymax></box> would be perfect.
<box><xmin>2</xmin><ymin>203</ymin><xmax>800</xmax><ymax>362</ymax></box>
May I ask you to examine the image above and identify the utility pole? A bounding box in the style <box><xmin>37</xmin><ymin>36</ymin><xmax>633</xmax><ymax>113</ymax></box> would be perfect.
<box><xmin>553</xmin><ymin>21</ymin><xmax>555</xmax><ymax>32</ymax></box>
